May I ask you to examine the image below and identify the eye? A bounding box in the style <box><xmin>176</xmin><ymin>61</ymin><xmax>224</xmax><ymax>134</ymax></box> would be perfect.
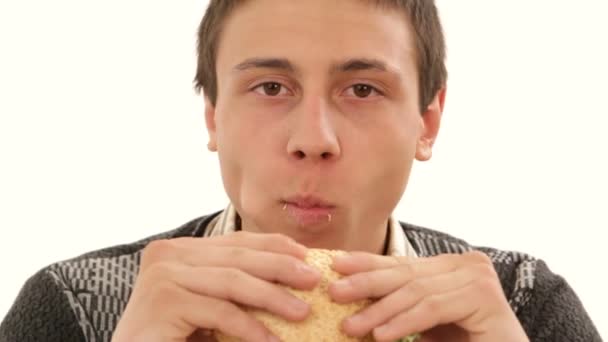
<box><xmin>345</xmin><ymin>84</ymin><xmax>382</xmax><ymax>98</ymax></box>
<box><xmin>252</xmin><ymin>82</ymin><xmax>290</xmax><ymax>97</ymax></box>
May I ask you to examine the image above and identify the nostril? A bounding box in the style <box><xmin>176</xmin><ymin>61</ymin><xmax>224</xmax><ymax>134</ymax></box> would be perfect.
<box><xmin>292</xmin><ymin>150</ymin><xmax>332</xmax><ymax>160</ymax></box>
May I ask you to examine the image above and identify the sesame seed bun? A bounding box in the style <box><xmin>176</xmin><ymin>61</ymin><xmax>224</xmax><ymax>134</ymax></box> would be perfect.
<box><xmin>215</xmin><ymin>248</ymin><xmax>375</xmax><ymax>341</ymax></box>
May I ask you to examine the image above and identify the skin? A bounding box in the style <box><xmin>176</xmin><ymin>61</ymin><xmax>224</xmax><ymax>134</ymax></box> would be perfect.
<box><xmin>205</xmin><ymin>0</ymin><xmax>442</xmax><ymax>254</ymax></box>
<box><xmin>112</xmin><ymin>233</ymin><xmax>320</xmax><ymax>342</ymax></box>
<box><xmin>113</xmin><ymin>1</ymin><xmax>529</xmax><ymax>341</ymax></box>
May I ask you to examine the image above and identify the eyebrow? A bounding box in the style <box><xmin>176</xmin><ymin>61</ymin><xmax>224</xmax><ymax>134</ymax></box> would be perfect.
<box><xmin>232</xmin><ymin>57</ymin><xmax>401</xmax><ymax>79</ymax></box>
<box><xmin>233</xmin><ymin>58</ymin><xmax>296</xmax><ymax>73</ymax></box>
<box><xmin>331</xmin><ymin>58</ymin><xmax>390</xmax><ymax>74</ymax></box>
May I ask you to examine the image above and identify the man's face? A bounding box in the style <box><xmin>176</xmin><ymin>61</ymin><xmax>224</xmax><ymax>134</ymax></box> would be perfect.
<box><xmin>206</xmin><ymin>0</ymin><xmax>443</xmax><ymax>250</ymax></box>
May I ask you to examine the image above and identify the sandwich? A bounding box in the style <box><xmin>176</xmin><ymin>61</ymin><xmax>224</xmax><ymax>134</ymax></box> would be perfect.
<box><xmin>215</xmin><ymin>248</ymin><xmax>420</xmax><ymax>342</ymax></box>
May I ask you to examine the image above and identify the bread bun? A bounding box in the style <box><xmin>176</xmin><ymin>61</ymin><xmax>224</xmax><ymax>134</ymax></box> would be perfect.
<box><xmin>215</xmin><ymin>248</ymin><xmax>374</xmax><ymax>341</ymax></box>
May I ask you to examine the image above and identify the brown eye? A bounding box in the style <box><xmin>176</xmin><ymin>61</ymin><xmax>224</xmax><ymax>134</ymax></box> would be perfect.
<box><xmin>262</xmin><ymin>82</ymin><xmax>282</xmax><ymax>96</ymax></box>
<box><xmin>353</xmin><ymin>84</ymin><xmax>373</xmax><ymax>98</ymax></box>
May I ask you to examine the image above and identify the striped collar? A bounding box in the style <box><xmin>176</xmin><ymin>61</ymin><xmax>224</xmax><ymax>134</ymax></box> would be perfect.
<box><xmin>204</xmin><ymin>204</ymin><xmax>418</xmax><ymax>257</ymax></box>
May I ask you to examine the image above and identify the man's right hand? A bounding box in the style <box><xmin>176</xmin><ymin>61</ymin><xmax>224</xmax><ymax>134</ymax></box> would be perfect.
<box><xmin>111</xmin><ymin>231</ymin><xmax>321</xmax><ymax>342</ymax></box>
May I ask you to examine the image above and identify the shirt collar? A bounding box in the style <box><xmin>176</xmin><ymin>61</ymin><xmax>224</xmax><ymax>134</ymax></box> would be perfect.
<box><xmin>204</xmin><ymin>203</ymin><xmax>417</xmax><ymax>257</ymax></box>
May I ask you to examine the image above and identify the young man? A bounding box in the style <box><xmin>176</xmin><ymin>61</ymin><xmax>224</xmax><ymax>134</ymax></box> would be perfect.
<box><xmin>0</xmin><ymin>1</ymin><xmax>601</xmax><ymax>341</ymax></box>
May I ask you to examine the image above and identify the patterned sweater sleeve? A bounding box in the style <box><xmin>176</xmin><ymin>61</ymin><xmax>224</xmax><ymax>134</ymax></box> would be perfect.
<box><xmin>517</xmin><ymin>259</ymin><xmax>602</xmax><ymax>342</ymax></box>
<box><xmin>0</xmin><ymin>268</ymin><xmax>86</xmax><ymax>342</ymax></box>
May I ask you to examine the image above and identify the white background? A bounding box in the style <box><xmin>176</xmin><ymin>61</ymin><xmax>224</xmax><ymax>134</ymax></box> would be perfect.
<box><xmin>0</xmin><ymin>0</ymin><xmax>606</xmax><ymax>338</ymax></box>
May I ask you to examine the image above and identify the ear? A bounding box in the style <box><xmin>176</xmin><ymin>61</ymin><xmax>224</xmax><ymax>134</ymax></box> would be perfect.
<box><xmin>204</xmin><ymin>96</ymin><xmax>218</xmax><ymax>152</ymax></box>
<box><xmin>415</xmin><ymin>87</ymin><xmax>446</xmax><ymax>161</ymax></box>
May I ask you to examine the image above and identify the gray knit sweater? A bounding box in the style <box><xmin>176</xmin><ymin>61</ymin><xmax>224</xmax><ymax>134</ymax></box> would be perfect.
<box><xmin>0</xmin><ymin>211</ymin><xmax>602</xmax><ymax>342</ymax></box>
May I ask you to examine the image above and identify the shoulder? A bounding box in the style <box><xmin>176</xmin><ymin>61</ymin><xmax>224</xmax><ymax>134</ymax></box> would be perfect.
<box><xmin>1</xmin><ymin>211</ymin><xmax>219</xmax><ymax>342</ymax></box>
<box><xmin>42</xmin><ymin>211</ymin><xmax>219</xmax><ymax>296</ymax></box>
<box><xmin>65</xmin><ymin>211</ymin><xmax>220</xmax><ymax>261</ymax></box>
<box><xmin>400</xmin><ymin>221</ymin><xmax>533</xmax><ymax>263</ymax></box>
<box><xmin>0</xmin><ymin>267</ymin><xmax>86</xmax><ymax>342</ymax></box>
<box><xmin>43</xmin><ymin>210</ymin><xmax>220</xmax><ymax>299</ymax></box>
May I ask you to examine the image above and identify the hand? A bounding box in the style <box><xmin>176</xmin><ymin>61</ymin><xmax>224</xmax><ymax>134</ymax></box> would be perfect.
<box><xmin>328</xmin><ymin>251</ymin><xmax>529</xmax><ymax>342</ymax></box>
<box><xmin>111</xmin><ymin>231</ymin><xmax>321</xmax><ymax>342</ymax></box>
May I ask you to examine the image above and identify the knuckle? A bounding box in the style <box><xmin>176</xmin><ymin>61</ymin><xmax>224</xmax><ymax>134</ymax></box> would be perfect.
<box><xmin>406</xmin><ymin>278</ymin><xmax>427</xmax><ymax>297</ymax></box>
<box><xmin>393</xmin><ymin>255</ymin><xmax>410</xmax><ymax>265</ymax></box>
<box><xmin>214</xmin><ymin>300</ymin><xmax>240</xmax><ymax>318</ymax></box>
<box><xmin>398</xmin><ymin>262</ymin><xmax>416</xmax><ymax>279</ymax></box>
<box><xmin>267</xmin><ymin>233</ymin><xmax>295</xmax><ymax>248</ymax></box>
<box><xmin>222</xmin><ymin>267</ymin><xmax>246</xmax><ymax>284</ymax></box>
<box><xmin>349</xmin><ymin>272</ymin><xmax>372</xmax><ymax>290</ymax></box>
<box><xmin>475</xmin><ymin>276</ymin><xmax>501</xmax><ymax>295</ymax></box>
<box><xmin>475</xmin><ymin>262</ymin><xmax>497</xmax><ymax>277</ymax></box>
<box><xmin>465</xmin><ymin>250</ymin><xmax>493</xmax><ymax>264</ymax></box>
<box><xmin>223</xmin><ymin>272</ymin><xmax>251</xmax><ymax>298</ymax></box>
<box><xmin>423</xmin><ymin>295</ymin><xmax>441</xmax><ymax>312</ymax></box>
<box><xmin>227</xmin><ymin>246</ymin><xmax>247</xmax><ymax>259</ymax></box>
<box><xmin>142</xmin><ymin>239</ymin><xmax>175</xmax><ymax>266</ymax></box>
<box><xmin>436</xmin><ymin>253</ymin><xmax>461</xmax><ymax>267</ymax></box>
<box><xmin>143</xmin><ymin>261</ymin><xmax>175</xmax><ymax>282</ymax></box>
<box><xmin>148</xmin><ymin>281</ymin><xmax>178</xmax><ymax>302</ymax></box>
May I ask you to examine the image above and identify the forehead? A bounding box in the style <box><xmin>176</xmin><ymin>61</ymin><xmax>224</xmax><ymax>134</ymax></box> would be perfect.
<box><xmin>215</xmin><ymin>0</ymin><xmax>417</xmax><ymax>78</ymax></box>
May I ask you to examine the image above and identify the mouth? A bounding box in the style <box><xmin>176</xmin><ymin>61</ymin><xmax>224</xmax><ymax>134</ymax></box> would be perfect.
<box><xmin>282</xmin><ymin>195</ymin><xmax>336</xmax><ymax>226</ymax></box>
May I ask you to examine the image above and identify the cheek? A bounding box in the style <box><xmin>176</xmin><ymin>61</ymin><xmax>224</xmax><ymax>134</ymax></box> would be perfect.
<box><xmin>363</xmin><ymin>131</ymin><xmax>415</xmax><ymax>183</ymax></box>
<box><xmin>215</xmin><ymin>105</ymin><xmax>284</xmax><ymax>210</ymax></box>
<box><xmin>345</xmin><ymin>111</ymin><xmax>419</xmax><ymax>203</ymax></box>
<box><xmin>217</xmin><ymin>140</ymin><xmax>279</xmax><ymax>216</ymax></box>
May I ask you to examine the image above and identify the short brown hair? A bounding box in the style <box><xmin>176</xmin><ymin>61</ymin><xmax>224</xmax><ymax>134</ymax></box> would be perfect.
<box><xmin>194</xmin><ymin>0</ymin><xmax>447</xmax><ymax>113</ymax></box>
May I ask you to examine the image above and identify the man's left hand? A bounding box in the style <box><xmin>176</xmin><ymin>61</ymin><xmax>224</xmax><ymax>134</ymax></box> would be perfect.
<box><xmin>328</xmin><ymin>251</ymin><xmax>530</xmax><ymax>342</ymax></box>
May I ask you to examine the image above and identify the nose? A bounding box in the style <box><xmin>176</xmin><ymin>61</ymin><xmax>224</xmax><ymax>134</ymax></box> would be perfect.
<box><xmin>286</xmin><ymin>96</ymin><xmax>341</xmax><ymax>162</ymax></box>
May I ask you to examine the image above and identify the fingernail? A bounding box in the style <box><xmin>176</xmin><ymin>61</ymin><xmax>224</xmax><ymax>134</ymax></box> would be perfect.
<box><xmin>294</xmin><ymin>244</ymin><xmax>308</xmax><ymax>257</ymax></box>
<box><xmin>333</xmin><ymin>278</ymin><xmax>352</xmax><ymax>291</ymax></box>
<box><xmin>289</xmin><ymin>297</ymin><xmax>309</xmax><ymax>314</ymax></box>
<box><xmin>374</xmin><ymin>324</ymin><xmax>390</xmax><ymax>338</ymax></box>
<box><xmin>296</xmin><ymin>263</ymin><xmax>318</xmax><ymax>275</ymax></box>
<box><xmin>332</xmin><ymin>254</ymin><xmax>352</xmax><ymax>268</ymax></box>
<box><xmin>335</xmin><ymin>252</ymin><xmax>350</xmax><ymax>260</ymax></box>
<box><xmin>334</xmin><ymin>253</ymin><xmax>350</xmax><ymax>262</ymax></box>
<box><xmin>288</xmin><ymin>238</ymin><xmax>306</xmax><ymax>250</ymax></box>
<box><xmin>344</xmin><ymin>314</ymin><xmax>362</xmax><ymax>327</ymax></box>
<box><xmin>267</xmin><ymin>333</ymin><xmax>281</xmax><ymax>342</ymax></box>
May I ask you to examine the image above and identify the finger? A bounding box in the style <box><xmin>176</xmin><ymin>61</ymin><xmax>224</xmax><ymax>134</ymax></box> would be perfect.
<box><xmin>210</xmin><ymin>230</ymin><xmax>309</xmax><ymax>259</ymax></box>
<box><xmin>143</xmin><ymin>232</ymin><xmax>308</xmax><ymax>268</ymax></box>
<box><xmin>141</xmin><ymin>235</ymin><xmax>320</xmax><ymax>290</ymax></box>
<box><xmin>340</xmin><ymin>264</ymin><xmax>491</xmax><ymax>337</ymax></box>
<box><xmin>329</xmin><ymin>253</ymin><xmax>493</xmax><ymax>304</ymax></box>
<box><xmin>371</xmin><ymin>284</ymin><xmax>483</xmax><ymax>341</ymax></box>
<box><xmin>373</xmin><ymin>270</ymin><xmax>517</xmax><ymax>342</ymax></box>
<box><xmin>331</xmin><ymin>250</ymin><xmax>490</xmax><ymax>276</ymax></box>
<box><xmin>174</xmin><ymin>285</ymin><xmax>276</xmax><ymax>342</ymax></box>
<box><xmin>176</xmin><ymin>245</ymin><xmax>321</xmax><ymax>290</ymax></box>
<box><xmin>171</xmin><ymin>264</ymin><xmax>312</xmax><ymax>322</ymax></box>
<box><xmin>329</xmin><ymin>261</ymin><xmax>457</xmax><ymax>304</ymax></box>
<box><xmin>331</xmin><ymin>251</ymin><xmax>404</xmax><ymax>275</ymax></box>
<box><xmin>329</xmin><ymin>267</ymin><xmax>405</xmax><ymax>303</ymax></box>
